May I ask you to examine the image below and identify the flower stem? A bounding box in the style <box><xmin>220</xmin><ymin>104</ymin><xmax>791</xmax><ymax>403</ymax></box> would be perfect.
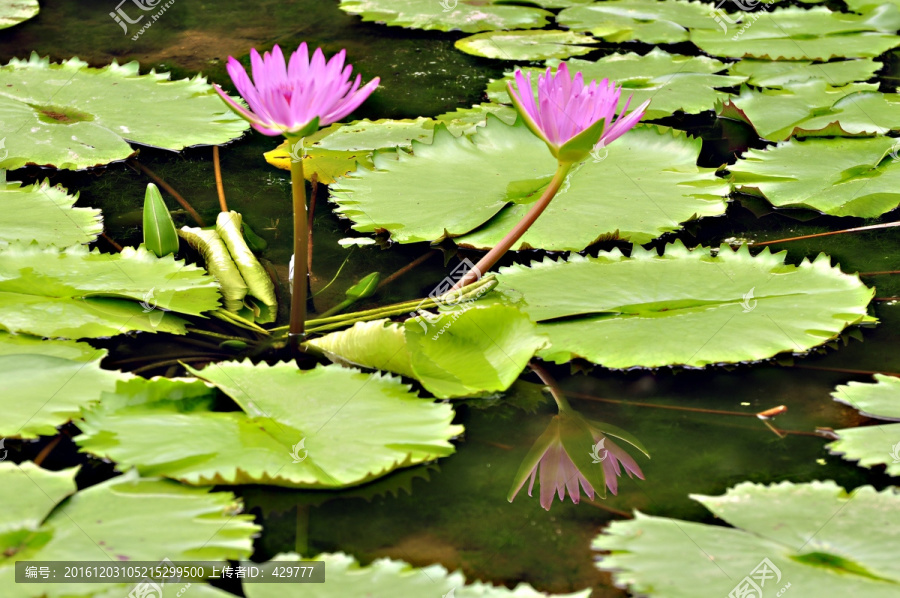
<box><xmin>451</xmin><ymin>162</ymin><xmax>572</xmax><ymax>291</ymax></box>
<box><xmin>289</xmin><ymin>150</ymin><xmax>308</xmax><ymax>340</ymax></box>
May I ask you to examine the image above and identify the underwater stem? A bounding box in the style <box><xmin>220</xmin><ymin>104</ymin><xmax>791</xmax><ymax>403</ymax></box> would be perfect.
<box><xmin>452</xmin><ymin>162</ymin><xmax>572</xmax><ymax>290</ymax></box>
<box><xmin>290</xmin><ymin>152</ymin><xmax>308</xmax><ymax>339</ymax></box>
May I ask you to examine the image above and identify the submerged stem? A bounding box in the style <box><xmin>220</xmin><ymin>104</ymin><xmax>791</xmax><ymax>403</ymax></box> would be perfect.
<box><xmin>289</xmin><ymin>148</ymin><xmax>308</xmax><ymax>339</ymax></box>
<box><xmin>452</xmin><ymin>162</ymin><xmax>572</xmax><ymax>291</ymax></box>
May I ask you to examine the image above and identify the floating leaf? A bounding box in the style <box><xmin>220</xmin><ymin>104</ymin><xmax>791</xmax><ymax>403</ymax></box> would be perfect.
<box><xmin>557</xmin><ymin>0</ymin><xmax>723</xmax><ymax>44</ymax></box>
<box><xmin>826</xmin><ymin>375</ymin><xmax>900</xmax><ymax>476</ymax></box>
<box><xmin>0</xmin><ymin>465</ymin><xmax>258</xmax><ymax>598</ymax></box>
<box><xmin>486</xmin><ymin>49</ymin><xmax>747</xmax><ymax>120</ymax></box>
<box><xmin>78</xmin><ymin>364</ymin><xmax>463</xmax><ymax>489</ymax></box>
<box><xmin>691</xmin><ymin>6</ymin><xmax>900</xmax><ymax>60</ymax></box>
<box><xmin>142</xmin><ymin>183</ymin><xmax>179</xmax><ymax>257</ymax></box>
<box><xmin>846</xmin><ymin>0</ymin><xmax>900</xmax><ymax>10</ymax></box>
<box><xmin>719</xmin><ymin>81</ymin><xmax>900</xmax><ymax>140</ymax></box>
<box><xmin>309</xmin><ymin>304</ymin><xmax>546</xmax><ymax>399</ymax></box>
<box><xmin>0</xmin><ymin>461</ymin><xmax>77</xmax><ymax>540</ymax></box>
<box><xmin>216</xmin><ymin>211</ymin><xmax>276</xmax><ymax>322</ymax></box>
<box><xmin>264</xmin><ymin>112</ymin><xmax>516</xmax><ymax>184</ymax></box>
<box><xmin>455</xmin><ymin>30</ymin><xmax>595</xmax><ymax>61</ymax></box>
<box><xmin>727</xmin><ymin>58</ymin><xmax>881</xmax><ymax>87</ymax></box>
<box><xmin>593</xmin><ymin>481</ymin><xmax>900</xmax><ymax>597</ymax></box>
<box><xmin>0</xmin><ymin>0</ymin><xmax>38</xmax><ymax>30</ymax></box>
<box><xmin>333</xmin><ymin>119</ymin><xmax>727</xmax><ymax>250</ymax></box>
<box><xmin>474</xmin><ymin>242</ymin><xmax>874</xmax><ymax>369</ymax></box>
<box><xmin>0</xmin><ymin>53</ymin><xmax>248</xmax><ymax>170</ymax></box>
<box><xmin>730</xmin><ymin>136</ymin><xmax>900</xmax><ymax>218</ymax></box>
<box><xmin>0</xmin><ymin>333</ymin><xmax>128</xmax><ymax>438</ymax></box>
<box><xmin>339</xmin><ymin>0</ymin><xmax>553</xmax><ymax>33</ymax></box>
<box><xmin>0</xmin><ymin>177</ymin><xmax>102</xmax><ymax>247</ymax></box>
<box><xmin>243</xmin><ymin>552</ymin><xmax>591</xmax><ymax>597</ymax></box>
<box><xmin>0</xmin><ymin>244</ymin><xmax>221</xmax><ymax>338</ymax></box>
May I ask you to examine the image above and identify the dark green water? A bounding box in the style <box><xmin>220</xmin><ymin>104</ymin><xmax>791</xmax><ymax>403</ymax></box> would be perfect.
<box><xmin>2</xmin><ymin>1</ymin><xmax>899</xmax><ymax>595</ymax></box>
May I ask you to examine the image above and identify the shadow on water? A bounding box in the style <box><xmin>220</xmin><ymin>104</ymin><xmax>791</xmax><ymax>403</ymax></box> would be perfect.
<box><xmin>2</xmin><ymin>1</ymin><xmax>900</xmax><ymax>596</ymax></box>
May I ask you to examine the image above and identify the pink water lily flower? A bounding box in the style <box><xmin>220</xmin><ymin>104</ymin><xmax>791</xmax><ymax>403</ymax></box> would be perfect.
<box><xmin>215</xmin><ymin>43</ymin><xmax>380</xmax><ymax>137</ymax></box>
<box><xmin>509</xmin><ymin>413</ymin><xmax>646</xmax><ymax>511</ymax></box>
<box><xmin>507</xmin><ymin>63</ymin><xmax>649</xmax><ymax>163</ymax></box>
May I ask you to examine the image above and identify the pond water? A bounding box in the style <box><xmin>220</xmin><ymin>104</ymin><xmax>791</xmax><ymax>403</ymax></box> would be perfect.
<box><xmin>2</xmin><ymin>1</ymin><xmax>899</xmax><ymax>596</ymax></box>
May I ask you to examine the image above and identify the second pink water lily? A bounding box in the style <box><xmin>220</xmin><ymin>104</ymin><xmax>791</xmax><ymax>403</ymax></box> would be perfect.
<box><xmin>507</xmin><ymin>63</ymin><xmax>649</xmax><ymax>163</ymax></box>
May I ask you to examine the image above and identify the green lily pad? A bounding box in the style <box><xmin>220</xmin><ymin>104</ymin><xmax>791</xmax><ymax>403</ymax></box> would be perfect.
<box><xmin>454</xmin><ymin>30</ymin><xmax>595</xmax><ymax>61</ymax></box>
<box><xmin>593</xmin><ymin>481</ymin><xmax>900</xmax><ymax>597</ymax></box>
<box><xmin>826</xmin><ymin>375</ymin><xmax>900</xmax><ymax>476</ymax></box>
<box><xmin>0</xmin><ymin>461</ymin><xmax>77</xmax><ymax>540</ymax></box>
<box><xmin>0</xmin><ymin>53</ymin><xmax>249</xmax><ymax>170</ymax></box>
<box><xmin>0</xmin><ymin>465</ymin><xmax>258</xmax><ymax>598</ymax></box>
<box><xmin>0</xmin><ymin>0</ymin><xmax>38</xmax><ymax>30</ymax></box>
<box><xmin>0</xmin><ymin>177</ymin><xmax>102</xmax><ymax>247</ymax></box>
<box><xmin>475</xmin><ymin>242</ymin><xmax>874</xmax><ymax>369</ymax></box>
<box><xmin>332</xmin><ymin>119</ymin><xmax>728</xmax><ymax>250</ymax></box>
<box><xmin>78</xmin><ymin>364</ymin><xmax>463</xmax><ymax>489</ymax></box>
<box><xmin>0</xmin><ymin>244</ymin><xmax>221</xmax><ymax>338</ymax></box>
<box><xmin>730</xmin><ymin>136</ymin><xmax>900</xmax><ymax>218</ymax></box>
<box><xmin>691</xmin><ymin>6</ymin><xmax>900</xmax><ymax>60</ymax></box>
<box><xmin>846</xmin><ymin>0</ymin><xmax>900</xmax><ymax>11</ymax></box>
<box><xmin>243</xmin><ymin>553</ymin><xmax>591</xmax><ymax>597</ymax></box>
<box><xmin>265</xmin><ymin>111</ymin><xmax>518</xmax><ymax>184</ymax></box>
<box><xmin>557</xmin><ymin>0</ymin><xmax>723</xmax><ymax>44</ymax></box>
<box><xmin>0</xmin><ymin>333</ymin><xmax>129</xmax><ymax>438</ymax></box>
<box><xmin>339</xmin><ymin>0</ymin><xmax>552</xmax><ymax>32</ymax></box>
<box><xmin>309</xmin><ymin>304</ymin><xmax>546</xmax><ymax>399</ymax></box>
<box><xmin>727</xmin><ymin>58</ymin><xmax>881</xmax><ymax>88</ymax></box>
<box><xmin>485</xmin><ymin>49</ymin><xmax>747</xmax><ymax>120</ymax></box>
<box><xmin>719</xmin><ymin>81</ymin><xmax>900</xmax><ymax>140</ymax></box>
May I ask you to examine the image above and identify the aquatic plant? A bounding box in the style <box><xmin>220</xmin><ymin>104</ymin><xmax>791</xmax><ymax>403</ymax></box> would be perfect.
<box><xmin>453</xmin><ymin>63</ymin><xmax>648</xmax><ymax>289</ymax></box>
<box><xmin>216</xmin><ymin>43</ymin><xmax>379</xmax><ymax>338</ymax></box>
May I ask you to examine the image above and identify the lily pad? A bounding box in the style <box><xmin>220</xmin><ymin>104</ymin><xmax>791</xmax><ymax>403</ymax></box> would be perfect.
<box><xmin>727</xmin><ymin>58</ymin><xmax>881</xmax><ymax>88</ymax></box>
<box><xmin>0</xmin><ymin>333</ymin><xmax>129</xmax><ymax>438</ymax></box>
<box><xmin>691</xmin><ymin>6</ymin><xmax>900</xmax><ymax>60</ymax></box>
<box><xmin>0</xmin><ymin>177</ymin><xmax>102</xmax><ymax>247</ymax></box>
<box><xmin>332</xmin><ymin>119</ymin><xmax>728</xmax><ymax>250</ymax></box>
<box><xmin>0</xmin><ymin>53</ymin><xmax>249</xmax><ymax>170</ymax></box>
<box><xmin>455</xmin><ymin>30</ymin><xmax>596</xmax><ymax>61</ymax></box>
<box><xmin>0</xmin><ymin>0</ymin><xmax>38</xmax><ymax>30</ymax></box>
<box><xmin>719</xmin><ymin>81</ymin><xmax>900</xmax><ymax>140</ymax></box>
<box><xmin>475</xmin><ymin>242</ymin><xmax>874</xmax><ymax>369</ymax></box>
<box><xmin>485</xmin><ymin>49</ymin><xmax>747</xmax><ymax>120</ymax></box>
<box><xmin>309</xmin><ymin>304</ymin><xmax>546</xmax><ymax>399</ymax></box>
<box><xmin>846</xmin><ymin>0</ymin><xmax>900</xmax><ymax>11</ymax></box>
<box><xmin>243</xmin><ymin>553</ymin><xmax>591</xmax><ymax>597</ymax></box>
<box><xmin>0</xmin><ymin>465</ymin><xmax>258</xmax><ymax>598</ymax></box>
<box><xmin>0</xmin><ymin>461</ymin><xmax>77</xmax><ymax>540</ymax></box>
<box><xmin>0</xmin><ymin>244</ymin><xmax>221</xmax><ymax>338</ymax></box>
<box><xmin>557</xmin><ymin>0</ymin><xmax>723</xmax><ymax>44</ymax></box>
<box><xmin>826</xmin><ymin>375</ymin><xmax>900</xmax><ymax>476</ymax></box>
<box><xmin>593</xmin><ymin>481</ymin><xmax>900</xmax><ymax>597</ymax></box>
<box><xmin>77</xmin><ymin>364</ymin><xmax>463</xmax><ymax>489</ymax></box>
<box><xmin>265</xmin><ymin>112</ymin><xmax>516</xmax><ymax>184</ymax></box>
<box><xmin>730</xmin><ymin>136</ymin><xmax>900</xmax><ymax>218</ymax></box>
<box><xmin>339</xmin><ymin>0</ymin><xmax>552</xmax><ymax>32</ymax></box>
